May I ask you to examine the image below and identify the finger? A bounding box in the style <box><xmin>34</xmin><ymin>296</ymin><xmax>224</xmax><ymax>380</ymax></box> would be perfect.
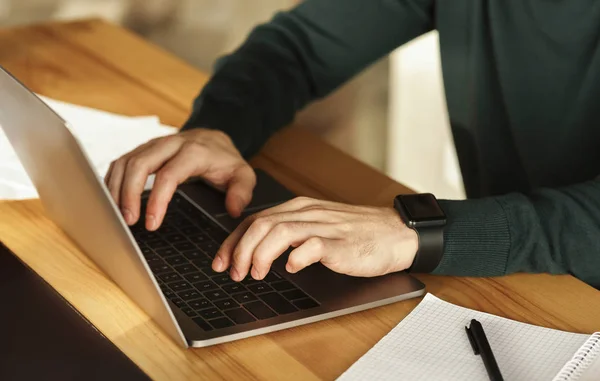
<box><xmin>120</xmin><ymin>138</ymin><xmax>183</xmax><ymax>225</ymax></box>
<box><xmin>104</xmin><ymin>162</ymin><xmax>115</xmax><ymax>186</ymax></box>
<box><xmin>212</xmin><ymin>204</ymin><xmax>341</xmax><ymax>274</ymax></box>
<box><xmin>106</xmin><ymin>158</ymin><xmax>127</xmax><ymax>207</ymax></box>
<box><xmin>229</xmin><ymin>210</ymin><xmax>344</xmax><ymax>281</ymax></box>
<box><xmin>225</xmin><ymin>166</ymin><xmax>256</xmax><ymax>218</ymax></box>
<box><xmin>250</xmin><ymin>221</ymin><xmax>339</xmax><ymax>279</ymax></box>
<box><xmin>286</xmin><ymin>237</ymin><xmax>332</xmax><ymax>273</ymax></box>
<box><xmin>145</xmin><ymin>143</ymin><xmax>208</xmax><ymax>230</ymax></box>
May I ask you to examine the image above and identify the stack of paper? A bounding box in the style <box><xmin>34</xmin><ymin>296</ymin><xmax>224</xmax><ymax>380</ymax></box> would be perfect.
<box><xmin>0</xmin><ymin>96</ymin><xmax>178</xmax><ymax>200</ymax></box>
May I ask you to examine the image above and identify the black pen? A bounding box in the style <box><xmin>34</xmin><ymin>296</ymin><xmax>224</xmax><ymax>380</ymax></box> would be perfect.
<box><xmin>465</xmin><ymin>319</ymin><xmax>504</xmax><ymax>381</ymax></box>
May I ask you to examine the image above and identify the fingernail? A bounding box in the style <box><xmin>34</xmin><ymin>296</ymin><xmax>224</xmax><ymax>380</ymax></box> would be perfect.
<box><xmin>146</xmin><ymin>214</ymin><xmax>156</xmax><ymax>230</ymax></box>
<box><xmin>251</xmin><ymin>267</ymin><xmax>260</xmax><ymax>280</ymax></box>
<box><xmin>231</xmin><ymin>268</ymin><xmax>240</xmax><ymax>281</ymax></box>
<box><xmin>122</xmin><ymin>208</ymin><xmax>132</xmax><ymax>224</ymax></box>
<box><xmin>213</xmin><ymin>256</ymin><xmax>223</xmax><ymax>271</ymax></box>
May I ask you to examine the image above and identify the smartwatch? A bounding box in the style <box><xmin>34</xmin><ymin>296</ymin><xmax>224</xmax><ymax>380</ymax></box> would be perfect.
<box><xmin>393</xmin><ymin>193</ymin><xmax>446</xmax><ymax>273</ymax></box>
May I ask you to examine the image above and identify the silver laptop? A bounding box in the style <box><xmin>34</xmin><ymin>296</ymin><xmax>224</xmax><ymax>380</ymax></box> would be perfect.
<box><xmin>0</xmin><ymin>66</ymin><xmax>425</xmax><ymax>348</ymax></box>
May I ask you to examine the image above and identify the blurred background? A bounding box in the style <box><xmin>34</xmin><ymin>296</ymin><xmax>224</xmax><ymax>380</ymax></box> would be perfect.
<box><xmin>0</xmin><ymin>0</ymin><xmax>465</xmax><ymax>199</ymax></box>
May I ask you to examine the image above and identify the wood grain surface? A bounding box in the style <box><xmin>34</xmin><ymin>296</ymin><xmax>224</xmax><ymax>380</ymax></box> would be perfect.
<box><xmin>0</xmin><ymin>19</ymin><xmax>599</xmax><ymax>381</ymax></box>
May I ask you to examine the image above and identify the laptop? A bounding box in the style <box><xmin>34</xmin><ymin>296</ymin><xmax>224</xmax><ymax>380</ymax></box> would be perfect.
<box><xmin>0</xmin><ymin>66</ymin><xmax>425</xmax><ymax>348</ymax></box>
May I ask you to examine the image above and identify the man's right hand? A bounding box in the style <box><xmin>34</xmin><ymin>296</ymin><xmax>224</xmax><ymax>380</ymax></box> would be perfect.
<box><xmin>104</xmin><ymin>128</ymin><xmax>256</xmax><ymax>231</ymax></box>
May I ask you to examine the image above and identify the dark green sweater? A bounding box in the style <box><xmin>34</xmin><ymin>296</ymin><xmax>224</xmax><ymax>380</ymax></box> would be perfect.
<box><xmin>182</xmin><ymin>0</ymin><xmax>600</xmax><ymax>288</ymax></box>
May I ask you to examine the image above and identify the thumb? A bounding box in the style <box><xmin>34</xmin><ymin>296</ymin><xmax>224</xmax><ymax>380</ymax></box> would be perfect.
<box><xmin>225</xmin><ymin>166</ymin><xmax>256</xmax><ymax>217</ymax></box>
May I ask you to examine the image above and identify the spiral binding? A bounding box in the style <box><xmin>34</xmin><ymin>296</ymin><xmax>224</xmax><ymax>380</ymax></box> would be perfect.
<box><xmin>553</xmin><ymin>332</ymin><xmax>600</xmax><ymax>381</ymax></box>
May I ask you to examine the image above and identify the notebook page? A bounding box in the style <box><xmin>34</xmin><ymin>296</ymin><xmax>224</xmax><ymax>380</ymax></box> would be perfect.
<box><xmin>338</xmin><ymin>294</ymin><xmax>590</xmax><ymax>381</ymax></box>
<box><xmin>553</xmin><ymin>333</ymin><xmax>600</xmax><ymax>381</ymax></box>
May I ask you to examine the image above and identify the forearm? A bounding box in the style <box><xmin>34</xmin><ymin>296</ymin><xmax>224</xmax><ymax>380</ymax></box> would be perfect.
<box><xmin>433</xmin><ymin>178</ymin><xmax>600</xmax><ymax>289</ymax></box>
<box><xmin>182</xmin><ymin>0</ymin><xmax>434</xmax><ymax>157</ymax></box>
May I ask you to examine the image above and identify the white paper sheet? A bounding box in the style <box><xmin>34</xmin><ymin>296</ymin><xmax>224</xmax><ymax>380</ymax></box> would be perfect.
<box><xmin>338</xmin><ymin>293</ymin><xmax>594</xmax><ymax>381</ymax></box>
<box><xmin>0</xmin><ymin>96</ymin><xmax>177</xmax><ymax>200</ymax></box>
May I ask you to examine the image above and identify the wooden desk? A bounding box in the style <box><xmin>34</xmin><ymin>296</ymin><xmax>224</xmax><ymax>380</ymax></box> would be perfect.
<box><xmin>1</xmin><ymin>20</ymin><xmax>599</xmax><ymax>380</ymax></box>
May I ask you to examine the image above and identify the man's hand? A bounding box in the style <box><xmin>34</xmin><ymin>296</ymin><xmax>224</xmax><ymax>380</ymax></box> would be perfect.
<box><xmin>104</xmin><ymin>129</ymin><xmax>255</xmax><ymax>231</ymax></box>
<box><xmin>212</xmin><ymin>197</ymin><xmax>419</xmax><ymax>281</ymax></box>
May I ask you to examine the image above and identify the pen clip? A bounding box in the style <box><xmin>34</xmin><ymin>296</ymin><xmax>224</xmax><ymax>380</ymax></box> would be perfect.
<box><xmin>466</xmin><ymin>322</ymin><xmax>480</xmax><ymax>355</ymax></box>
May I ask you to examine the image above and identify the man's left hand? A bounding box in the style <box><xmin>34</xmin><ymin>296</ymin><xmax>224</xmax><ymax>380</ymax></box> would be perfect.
<box><xmin>212</xmin><ymin>197</ymin><xmax>419</xmax><ymax>281</ymax></box>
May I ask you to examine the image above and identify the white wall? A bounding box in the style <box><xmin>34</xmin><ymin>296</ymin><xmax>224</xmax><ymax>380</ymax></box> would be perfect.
<box><xmin>387</xmin><ymin>31</ymin><xmax>465</xmax><ymax>200</ymax></box>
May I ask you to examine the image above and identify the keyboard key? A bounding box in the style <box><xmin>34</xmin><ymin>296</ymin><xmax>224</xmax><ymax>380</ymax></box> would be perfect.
<box><xmin>271</xmin><ymin>280</ymin><xmax>295</xmax><ymax>292</ymax></box>
<box><xmin>150</xmin><ymin>263</ymin><xmax>171</xmax><ymax>274</ymax></box>
<box><xmin>184</xmin><ymin>273</ymin><xmax>208</xmax><ymax>283</ymax></box>
<box><xmin>169</xmin><ymin>281</ymin><xmax>193</xmax><ymax>292</ymax></box>
<box><xmin>165</xmin><ymin>255</ymin><xmax>188</xmax><ymax>266</ymax></box>
<box><xmin>146</xmin><ymin>238</ymin><xmax>170</xmax><ymax>249</ymax></box>
<box><xmin>192</xmin><ymin>257</ymin><xmax>212</xmax><ymax>269</ymax></box>
<box><xmin>170</xmin><ymin>216</ymin><xmax>193</xmax><ymax>228</ymax></box>
<box><xmin>182</xmin><ymin>250</ymin><xmax>204</xmax><ymax>260</ymax></box>
<box><xmin>293</xmin><ymin>298</ymin><xmax>320</xmax><ymax>310</ymax></box>
<box><xmin>171</xmin><ymin>298</ymin><xmax>187</xmax><ymax>308</ymax></box>
<box><xmin>222</xmin><ymin>283</ymin><xmax>246</xmax><ymax>294</ymax></box>
<box><xmin>264</xmin><ymin>272</ymin><xmax>281</xmax><ymax>283</ymax></box>
<box><xmin>212</xmin><ymin>273</ymin><xmax>234</xmax><ymax>285</ymax></box>
<box><xmin>247</xmin><ymin>283</ymin><xmax>274</xmax><ymax>294</ymax></box>
<box><xmin>159</xmin><ymin>283</ymin><xmax>171</xmax><ymax>293</ymax></box>
<box><xmin>173</xmin><ymin>241</ymin><xmax>195</xmax><ymax>252</ymax></box>
<box><xmin>200</xmin><ymin>308</ymin><xmax>223</xmax><ymax>320</ymax></box>
<box><xmin>241</xmin><ymin>277</ymin><xmax>260</xmax><ymax>286</ymax></box>
<box><xmin>198</xmin><ymin>241</ymin><xmax>219</xmax><ymax>257</ymax></box>
<box><xmin>204</xmin><ymin>290</ymin><xmax>228</xmax><ymax>301</ymax></box>
<box><xmin>232</xmin><ymin>292</ymin><xmax>258</xmax><ymax>304</ymax></box>
<box><xmin>211</xmin><ymin>230</ymin><xmax>229</xmax><ymax>243</ymax></box>
<box><xmin>189</xmin><ymin>234</ymin><xmax>210</xmax><ymax>244</ymax></box>
<box><xmin>180</xmin><ymin>306</ymin><xmax>197</xmax><ymax>317</ymax></box>
<box><xmin>140</xmin><ymin>246</ymin><xmax>153</xmax><ymax>256</ymax></box>
<box><xmin>193</xmin><ymin>317</ymin><xmax>213</xmax><ymax>331</ymax></box>
<box><xmin>194</xmin><ymin>280</ymin><xmax>219</xmax><ymax>292</ymax></box>
<box><xmin>281</xmin><ymin>289</ymin><xmax>308</xmax><ymax>301</ymax></box>
<box><xmin>244</xmin><ymin>301</ymin><xmax>277</xmax><ymax>320</ymax></box>
<box><xmin>156</xmin><ymin>224</ymin><xmax>177</xmax><ymax>235</ymax></box>
<box><xmin>163</xmin><ymin>233</ymin><xmax>188</xmax><ymax>243</ymax></box>
<box><xmin>162</xmin><ymin>289</ymin><xmax>175</xmax><ymax>299</ymax></box>
<box><xmin>213</xmin><ymin>298</ymin><xmax>238</xmax><ymax>310</ymax></box>
<box><xmin>259</xmin><ymin>292</ymin><xmax>298</xmax><ymax>315</ymax></box>
<box><xmin>158</xmin><ymin>272</ymin><xmax>182</xmax><ymax>283</ymax></box>
<box><xmin>180</xmin><ymin>226</ymin><xmax>201</xmax><ymax>235</ymax></box>
<box><xmin>188</xmin><ymin>298</ymin><xmax>211</xmax><ymax>310</ymax></box>
<box><xmin>173</xmin><ymin>264</ymin><xmax>197</xmax><ymax>274</ymax></box>
<box><xmin>177</xmin><ymin>289</ymin><xmax>201</xmax><ymax>301</ymax></box>
<box><xmin>146</xmin><ymin>256</ymin><xmax>164</xmax><ymax>265</ymax></box>
<box><xmin>208</xmin><ymin>317</ymin><xmax>235</xmax><ymax>329</ymax></box>
<box><xmin>155</xmin><ymin>247</ymin><xmax>178</xmax><ymax>257</ymax></box>
<box><xmin>225</xmin><ymin>308</ymin><xmax>256</xmax><ymax>324</ymax></box>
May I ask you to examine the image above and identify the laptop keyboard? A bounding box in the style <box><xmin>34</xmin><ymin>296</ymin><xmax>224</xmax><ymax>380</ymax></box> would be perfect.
<box><xmin>129</xmin><ymin>192</ymin><xmax>320</xmax><ymax>332</ymax></box>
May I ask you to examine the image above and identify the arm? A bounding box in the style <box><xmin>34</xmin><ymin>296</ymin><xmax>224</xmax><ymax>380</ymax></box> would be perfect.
<box><xmin>435</xmin><ymin>178</ymin><xmax>600</xmax><ymax>289</ymax></box>
<box><xmin>182</xmin><ymin>0</ymin><xmax>435</xmax><ymax>157</ymax></box>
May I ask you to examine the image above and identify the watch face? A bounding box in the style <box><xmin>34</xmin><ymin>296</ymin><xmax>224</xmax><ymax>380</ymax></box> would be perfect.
<box><xmin>400</xmin><ymin>193</ymin><xmax>446</xmax><ymax>223</ymax></box>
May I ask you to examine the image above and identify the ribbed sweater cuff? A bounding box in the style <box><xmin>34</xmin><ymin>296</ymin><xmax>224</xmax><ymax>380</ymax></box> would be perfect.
<box><xmin>432</xmin><ymin>198</ymin><xmax>511</xmax><ymax>276</ymax></box>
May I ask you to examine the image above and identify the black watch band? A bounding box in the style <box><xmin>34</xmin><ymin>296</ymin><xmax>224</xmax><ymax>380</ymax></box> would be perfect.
<box><xmin>393</xmin><ymin>194</ymin><xmax>446</xmax><ymax>273</ymax></box>
<box><xmin>406</xmin><ymin>225</ymin><xmax>444</xmax><ymax>273</ymax></box>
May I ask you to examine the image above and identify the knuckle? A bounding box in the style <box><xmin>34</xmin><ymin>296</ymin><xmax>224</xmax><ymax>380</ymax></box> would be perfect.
<box><xmin>126</xmin><ymin>157</ymin><xmax>147</xmax><ymax>172</ymax></box>
<box><xmin>181</xmin><ymin>140</ymin><xmax>207</xmax><ymax>154</ymax></box>
<box><xmin>308</xmin><ymin>237</ymin><xmax>324</xmax><ymax>251</ymax></box>
<box><xmin>251</xmin><ymin>216</ymin><xmax>273</xmax><ymax>232</ymax></box>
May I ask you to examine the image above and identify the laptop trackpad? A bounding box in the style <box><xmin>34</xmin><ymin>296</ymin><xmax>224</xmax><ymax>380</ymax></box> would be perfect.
<box><xmin>179</xmin><ymin>169</ymin><xmax>295</xmax><ymax>231</ymax></box>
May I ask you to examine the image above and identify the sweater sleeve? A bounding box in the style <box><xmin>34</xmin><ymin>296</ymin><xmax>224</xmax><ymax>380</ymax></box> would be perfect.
<box><xmin>181</xmin><ymin>0</ymin><xmax>434</xmax><ymax>157</ymax></box>
<box><xmin>433</xmin><ymin>178</ymin><xmax>600</xmax><ymax>289</ymax></box>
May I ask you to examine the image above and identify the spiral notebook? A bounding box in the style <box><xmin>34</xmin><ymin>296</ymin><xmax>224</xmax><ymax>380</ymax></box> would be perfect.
<box><xmin>338</xmin><ymin>294</ymin><xmax>600</xmax><ymax>381</ymax></box>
